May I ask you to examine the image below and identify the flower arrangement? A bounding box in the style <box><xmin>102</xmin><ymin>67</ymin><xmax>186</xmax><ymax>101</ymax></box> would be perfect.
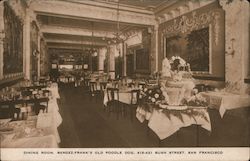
<box><xmin>182</xmin><ymin>93</ymin><xmax>208</xmax><ymax>107</ymax></box>
<box><xmin>169</xmin><ymin>56</ymin><xmax>190</xmax><ymax>72</ymax></box>
<box><xmin>140</xmin><ymin>86</ymin><xmax>165</xmax><ymax>104</ymax></box>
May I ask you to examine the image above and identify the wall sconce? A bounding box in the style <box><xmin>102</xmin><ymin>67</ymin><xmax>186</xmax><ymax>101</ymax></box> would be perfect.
<box><xmin>225</xmin><ymin>38</ymin><xmax>235</xmax><ymax>56</ymax></box>
<box><xmin>32</xmin><ymin>49</ymin><xmax>40</xmax><ymax>58</ymax></box>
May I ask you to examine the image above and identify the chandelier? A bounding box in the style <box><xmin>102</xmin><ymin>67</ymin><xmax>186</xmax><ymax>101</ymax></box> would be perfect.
<box><xmin>107</xmin><ymin>0</ymin><xmax>128</xmax><ymax>45</ymax></box>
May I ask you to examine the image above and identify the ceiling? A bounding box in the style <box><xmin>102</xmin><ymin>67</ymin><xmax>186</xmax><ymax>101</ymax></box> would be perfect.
<box><xmin>34</xmin><ymin>0</ymin><xmax>166</xmax><ymax>53</ymax></box>
<box><xmin>37</xmin><ymin>15</ymin><xmax>131</xmax><ymax>32</ymax></box>
<box><xmin>92</xmin><ymin>0</ymin><xmax>167</xmax><ymax>10</ymax></box>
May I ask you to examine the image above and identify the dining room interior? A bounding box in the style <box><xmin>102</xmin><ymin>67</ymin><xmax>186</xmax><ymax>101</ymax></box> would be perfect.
<box><xmin>0</xmin><ymin>0</ymin><xmax>249</xmax><ymax>148</ymax></box>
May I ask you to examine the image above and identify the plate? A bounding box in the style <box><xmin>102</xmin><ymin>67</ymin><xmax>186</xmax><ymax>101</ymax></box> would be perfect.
<box><xmin>159</xmin><ymin>104</ymin><xmax>168</xmax><ymax>109</ymax></box>
<box><xmin>0</xmin><ymin>127</ymin><xmax>14</xmax><ymax>134</ymax></box>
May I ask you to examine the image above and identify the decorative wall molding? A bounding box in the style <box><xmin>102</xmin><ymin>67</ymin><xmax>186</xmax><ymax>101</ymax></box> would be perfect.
<box><xmin>156</xmin><ymin>0</ymin><xmax>215</xmax><ymax>24</ymax></box>
<box><xmin>160</xmin><ymin>10</ymin><xmax>221</xmax><ymax>46</ymax></box>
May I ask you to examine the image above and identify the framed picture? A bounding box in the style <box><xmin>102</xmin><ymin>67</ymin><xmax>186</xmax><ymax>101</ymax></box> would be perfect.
<box><xmin>165</xmin><ymin>27</ymin><xmax>210</xmax><ymax>73</ymax></box>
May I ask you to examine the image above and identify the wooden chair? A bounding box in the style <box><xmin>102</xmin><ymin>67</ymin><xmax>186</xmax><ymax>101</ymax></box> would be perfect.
<box><xmin>112</xmin><ymin>80</ymin><xmax>119</xmax><ymax>88</ymax></box>
<box><xmin>138</xmin><ymin>82</ymin><xmax>146</xmax><ymax>90</ymax></box>
<box><xmin>89</xmin><ymin>81</ymin><xmax>100</xmax><ymax>101</ymax></box>
<box><xmin>100</xmin><ymin>82</ymin><xmax>107</xmax><ymax>97</ymax></box>
<box><xmin>83</xmin><ymin>78</ymin><xmax>91</xmax><ymax>88</ymax></box>
<box><xmin>42</xmin><ymin>90</ymin><xmax>51</xmax><ymax>97</ymax></box>
<box><xmin>128</xmin><ymin>82</ymin><xmax>135</xmax><ymax>88</ymax></box>
<box><xmin>204</xmin><ymin>85</ymin><xmax>215</xmax><ymax>91</ymax></box>
<box><xmin>129</xmin><ymin>89</ymin><xmax>140</xmax><ymax>122</ymax></box>
<box><xmin>0</xmin><ymin>101</ymin><xmax>20</xmax><ymax>120</ymax></box>
<box><xmin>33</xmin><ymin>97</ymin><xmax>49</xmax><ymax>115</ymax></box>
<box><xmin>106</xmin><ymin>87</ymin><xmax>122</xmax><ymax>119</ymax></box>
<box><xmin>194</xmin><ymin>84</ymin><xmax>206</xmax><ymax>93</ymax></box>
<box><xmin>21</xmin><ymin>90</ymin><xmax>33</xmax><ymax>97</ymax></box>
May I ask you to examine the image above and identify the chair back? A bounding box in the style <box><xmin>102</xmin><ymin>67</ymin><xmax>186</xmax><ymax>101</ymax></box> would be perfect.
<box><xmin>130</xmin><ymin>89</ymin><xmax>140</xmax><ymax>105</ymax></box>
<box><xmin>0</xmin><ymin>102</ymin><xmax>19</xmax><ymax>119</ymax></box>
<box><xmin>204</xmin><ymin>85</ymin><xmax>215</xmax><ymax>91</ymax></box>
<box><xmin>34</xmin><ymin>97</ymin><xmax>49</xmax><ymax>114</ymax></box>
<box><xmin>194</xmin><ymin>84</ymin><xmax>206</xmax><ymax>93</ymax></box>
<box><xmin>128</xmin><ymin>82</ymin><xmax>135</xmax><ymax>88</ymax></box>
<box><xmin>42</xmin><ymin>90</ymin><xmax>51</xmax><ymax>97</ymax></box>
<box><xmin>84</xmin><ymin>78</ymin><xmax>91</xmax><ymax>87</ymax></box>
<box><xmin>100</xmin><ymin>82</ymin><xmax>107</xmax><ymax>92</ymax></box>
<box><xmin>21</xmin><ymin>90</ymin><xmax>33</xmax><ymax>97</ymax></box>
<box><xmin>89</xmin><ymin>81</ymin><xmax>98</xmax><ymax>93</ymax></box>
<box><xmin>112</xmin><ymin>81</ymin><xmax>119</xmax><ymax>88</ymax></box>
<box><xmin>138</xmin><ymin>82</ymin><xmax>146</xmax><ymax>90</ymax></box>
<box><xmin>106</xmin><ymin>87</ymin><xmax>119</xmax><ymax>102</ymax></box>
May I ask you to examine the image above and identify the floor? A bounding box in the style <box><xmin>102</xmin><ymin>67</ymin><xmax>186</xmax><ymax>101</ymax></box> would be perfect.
<box><xmin>57</xmin><ymin>84</ymin><xmax>249</xmax><ymax>148</ymax></box>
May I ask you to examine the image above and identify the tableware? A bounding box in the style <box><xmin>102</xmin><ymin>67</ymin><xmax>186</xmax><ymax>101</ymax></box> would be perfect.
<box><xmin>0</xmin><ymin>118</ymin><xmax>12</xmax><ymax>126</ymax></box>
<box><xmin>159</xmin><ymin>103</ymin><xmax>168</xmax><ymax>109</ymax></box>
<box><xmin>167</xmin><ymin>105</ymin><xmax>188</xmax><ymax>110</ymax></box>
<box><xmin>0</xmin><ymin>127</ymin><xmax>14</xmax><ymax>134</ymax></box>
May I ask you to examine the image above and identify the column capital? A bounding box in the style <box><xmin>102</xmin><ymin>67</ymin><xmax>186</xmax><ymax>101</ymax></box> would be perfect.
<box><xmin>219</xmin><ymin>0</ymin><xmax>248</xmax><ymax>10</ymax></box>
<box><xmin>154</xmin><ymin>24</ymin><xmax>159</xmax><ymax>31</ymax></box>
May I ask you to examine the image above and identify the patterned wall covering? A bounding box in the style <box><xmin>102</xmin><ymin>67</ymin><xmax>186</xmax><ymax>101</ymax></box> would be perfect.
<box><xmin>3</xmin><ymin>2</ymin><xmax>23</xmax><ymax>75</ymax></box>
<box><xmin>40</xmin><ymin>39</ymin><xmax>49</xmax><ymax>76</ymax></box>
<box><xmin>30</xmin><ymin>21</ymin><xmax>39</xmax><ymax>80</ymax></box>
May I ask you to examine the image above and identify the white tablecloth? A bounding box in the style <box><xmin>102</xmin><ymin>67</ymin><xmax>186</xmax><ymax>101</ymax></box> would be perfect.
<box><xmin>1</xmin><ymin>135</ymin><xmax>58</xmax><ymax>148</ymax></box>
<box><xmin>201</xmin><ymin>91</ymin><xmax>250</xmax><ymax>117</ymax></box>
<box><xmin>0</xmin><ymin>115</ymin><xmax>59</xmax><ymax>148</ymax></box>
<box><xmin>48</xmin><ymin>98</ymin><xmax>62</xmax><ymax>143</ymax></box>
<box><xmin>0</xmin><ymin>85</ymin><xmax>62</xmax><ymax>148</ymax></box>
<box><xmin>47</xmin><ymin>83</ymin><xmax>60</xmax><ymax>99</ymax></box>
<box><xmin>136</xmin><ymin>106</ymin><xmax>211</xmax><ymax>140</ymax></box>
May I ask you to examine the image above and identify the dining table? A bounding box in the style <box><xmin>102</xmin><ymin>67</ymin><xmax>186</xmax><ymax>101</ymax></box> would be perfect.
<box><xmin>200</xmin><ymin>91</ymin><xmax>250</xmax><ymax>118</ymax></box>
<box><xmin>103</xmin><ymin>86</ymin><xmax>141</xmax><ymax>106</ymax></box>
<box><xmin>0</xmin><ymin>83</ymin><xmax>62</xmax><ymax>148</ymax></box>
<box><xmin>136</xmin><ymin>103</ymin><xmax>211</xmax><ymax>140</ymax></box>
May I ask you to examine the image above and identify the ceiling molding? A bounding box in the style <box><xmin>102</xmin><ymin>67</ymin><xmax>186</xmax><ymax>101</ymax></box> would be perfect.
<box><xmin>31</xmin><ymin>0</ymin><xmax>156</xmax><ymax>26</ymax></box>
<box><xmin>63</xmin><ymin>0</ymin><xmax>155</xmax><ymax>14</ymax></box>
<box><xmin>156</xmin><ymin>0</ymin><xmax>216</xmax><ymax>24</ymax></box>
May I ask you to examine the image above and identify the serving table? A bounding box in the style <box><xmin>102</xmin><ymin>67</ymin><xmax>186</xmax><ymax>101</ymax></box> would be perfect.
<box><xmin>200</xmin><ymin>91</ymin><xmax>250</xmax><ymax>118</ymax></box>
<box><xmin>136</xmin><ymin>104</ymin><xmax>211</xmax><ymax>140</ymax></box>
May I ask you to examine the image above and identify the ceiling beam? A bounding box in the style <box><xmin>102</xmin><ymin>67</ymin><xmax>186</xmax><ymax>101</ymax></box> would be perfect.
<box><xmin>31</xmin><ymin>0</ymin><xmax>156</xmax><ymax>26</ymax></box>
<box><xmin>46</xmin><ymin>38</ymin><xmax>107</xmax><ymax>46</ymax></box>
<box><xmin>47</xmin><ymin>43</ymin><xmax>105</xmax><ymax>50</ymax></box>
<box><xmin>40</xmin><ymin>25</ymin><xmax>114</xmax><ymax>38</ymax></box>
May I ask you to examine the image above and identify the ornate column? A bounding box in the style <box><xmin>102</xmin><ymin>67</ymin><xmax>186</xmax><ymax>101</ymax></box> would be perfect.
<box><xmin>23</xmin><ymin>8</ymin><xmax>31</xmax><ymax>80</ymax></box>
<box><xmin>123</xmin><ymin>43</ymin><xmax>127</xmax><ymax>77</ymax></box>
<box><xmin>155</xmin><ymin>24</ymin><xmax>159</xmax><ymax>72</ymax></box>
<box><xmin>37</xmin><ymin>33</ymin><xmax>41</xmax><ymax>78</ymax></box>
<box><xmin>98</xmin><ymin>47</ymin><xmax>106</xmax><ymax>73</ymax></box>
<box><xmin>109</xmin><ymin>44</ymin><xmax>116</xmax><ymax>79</ymax></box>
<box><xmin>0</xmin><ymin>4</ymin><xmax>4</xmax><ymax>80</ymax></box>
<box><xmin>219</xmin><ymin>0</ymin><xmax>249</xmax><ymax>94</ymax></box>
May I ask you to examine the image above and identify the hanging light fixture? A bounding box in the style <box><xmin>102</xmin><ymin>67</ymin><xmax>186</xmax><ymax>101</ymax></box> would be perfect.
<box><xmin>107</xmin><ymin>0</ymin><xmax>129</xmax><ymax>45</ymax></box>
<box><xmin>91</xmin><ymin>22</ymin><xmax>98</xmax><ymax>57</ymax></box>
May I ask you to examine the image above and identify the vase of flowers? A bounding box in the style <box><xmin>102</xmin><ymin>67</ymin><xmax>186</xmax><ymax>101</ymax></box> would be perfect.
<box><xmin>140</xmin><ymin>86</ymin><xmax>165</xmax><ymax>104</ymax></box>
